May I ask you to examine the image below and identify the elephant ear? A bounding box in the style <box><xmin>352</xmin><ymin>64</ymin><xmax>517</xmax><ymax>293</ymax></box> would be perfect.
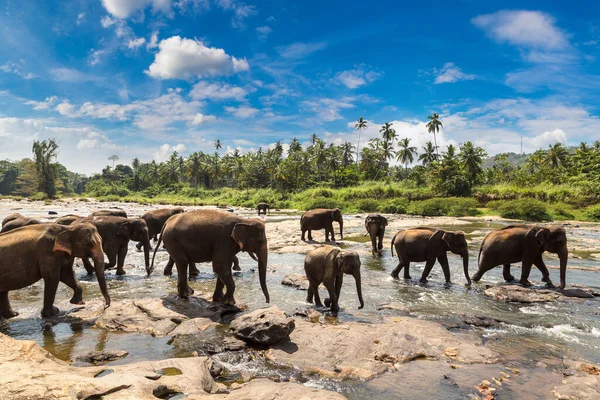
<box><xmin>232</xmin><ymin>223</ymin><xmax>253</xmax><ymax>251</ymax></box>
<box><xmin>117</xmin><ymin>222</ymin><xmax>133</xmax><ymax>239</ymax></box>
<box><xmin>334</xmin><ymin>250</ymin><xmax>345</xmax><ymax>272</ymax></box>
<box><xmin>382</xmin><ymin>216</ymin><xmax>388</xmax><ymax>227</ymax></box>
<box><xmin>53</xmin><ymin>230</ymin><xmax>73</xmax><ymax>255</ymax></box>
<box><xmin>535</xmin><ymin>228</ymin><xmax>550</xmax><ymax>247</ymax></box>
<box><xmin>429</xmin><ymin>230</ymin><xmax>449</xmax><ymax>251</ymax></box>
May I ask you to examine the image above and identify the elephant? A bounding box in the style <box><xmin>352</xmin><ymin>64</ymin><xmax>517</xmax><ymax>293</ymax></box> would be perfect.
<box><xmin>135</xmin><ymin>207</ymin><xmax>185</xmax><ymax>251</ymax></box>
<box><xmin>151</xmin><ymin>209</ymin><xmax>269</xmax><ymax>304</ymax></box>
<box><xmin>163</xmin><ymin>254</ymin><xmax>241</xmax><ymax>277</ymax></box>
<box><xmin>300</xmin><ymin>208</ymin><xmax>343</xmax><ymax>242</ymax></box>
<box><xmin>90</xmin><ymin>209</ymin><xmax>128</xmax><ymax>218</ymax></box>
<box><xmin>1</xmin><ymin>214</ymin><xmax>42</xmax><ymax>233</ymax></box>
<box><xmin>77</xmin><ymin>216</ymin><xmax>151</xmax><ymax>276</ymax></box>
<box><xmin>472</xmin><ymin>225</ymin><xmax>568</xmax><ymax>289</ymax></box>
<box><xmin>257</xmin><ymin>203</ymin><xmax>270</xmax><ymax>215</ymax></box>
<box><xmin>365</xmin><ymin>214</ymin><xmax>388</xmax><ymax>255</ymax></box>
<box><xmin>304</xmin><ymin>245</ymin><xmax>364</xmax><ymax>313</ymax></box>
<box><xmin>55</xmin><ymin>214</ymin><xmax>84</xmax><ymax>226</ymax></box>
<box><xmin>391</xmin><ymin>228</ymin><xmax>471</xmax><ymax>285</ymax></box>
<box><xmin>0</xmin><ymin>223</ymin><xmax>110</xmax><ymax>319</ymax></box>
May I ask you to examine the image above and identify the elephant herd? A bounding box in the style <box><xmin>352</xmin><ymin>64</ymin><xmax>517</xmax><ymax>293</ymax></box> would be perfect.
<box><xmin>0</xmin><ymin>205</ymin><xmax>569</xmax><ymax>319</ymax></box>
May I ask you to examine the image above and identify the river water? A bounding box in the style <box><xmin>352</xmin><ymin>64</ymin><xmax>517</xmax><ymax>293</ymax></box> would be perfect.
<box><xmin>1</xmin><ymin>204</ymin><xmax>599</xmax><ymax>399</ymax></box>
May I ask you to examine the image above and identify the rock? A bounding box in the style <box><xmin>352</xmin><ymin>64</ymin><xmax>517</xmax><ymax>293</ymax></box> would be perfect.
<box><xmin>0</xmin><ymin>333</ymin><xmax>344</xmax><ymax>400</ymax></box>
<box><xmin>281</xmin><ymin>274</ymin><xmax>310</xmax><ymax>290</ymax></box>
<box><xmin>266</xmin><ymin>317</ymin><xmax>498</xmax><ymax>381</ymax></box>
<box><xmin>485</xmin><ymin>286</ymin><xmax>562</xmax><ymax>303</ymax></box>
<box><xmin>376</xmin><ymin>303</ymin><xmax>410</xmax><ymax>313</ymax></box>
<box><xmin>553</xmin><ymin>359</ymin><xmax>600</xmax><ymax>399</ymax></box>
<box><xmin>48</xmin><ymin>211</ymin><xmax>58</xmax><ymax>215</ymax></box>
<box><xmin>230</xmin><ymin>306</ymin><xmax>295</xmax><ymax>346</ymax></box>
<box><xmin>76</xmin><ymin>350</ymin><xmax>129</xmax><ymax>365</ymax></box>
<box><xmin>560</xmin><ymin>288</ymin><xmax>596</xmax><ymax>299</ymax></box>
<box><xmin>459</xmin><ymin>314</ymin><xmax>500</xmax><ymax>328</ymax></box>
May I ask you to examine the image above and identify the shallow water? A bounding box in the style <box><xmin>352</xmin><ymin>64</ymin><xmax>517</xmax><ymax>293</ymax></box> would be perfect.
<box><xmin>1</xmin><ymin>206</ymin><xmax>599</xmax><ymax>398</ymax></box>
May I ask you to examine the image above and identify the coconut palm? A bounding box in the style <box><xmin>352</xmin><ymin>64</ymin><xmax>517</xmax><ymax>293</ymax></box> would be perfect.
<box><xmin>214</xmin><ymin>139</ymin><xmax>222</xmax><ymax>153</ymax></box>
<box><xmin>354</xmin><ymin>117</ymin><xmax>367</xmax><ymax>166</ymax></box>
<box><xmin>418</xmin><ymin>141</ymin><xmax>438</xmax><ymax>166</ymax></box>
<box><xmin>426</xmin><ymin>113</ymin><xmax>443</xmax><ymax>157</ymax></box>
<box><xmin>525</xmin><ymin>150</ymin><xmax>545</xmax><ymax>173</ymax></box>
<box><xmin>459</xmin><ymin>141</ymin><xmax>487</xmax><ymax>183</ymax></box>
<box><xmin>544</xmin><ymin>143</ymin><xmax>569</xmax><ymax>168</ymax></box>
<box><xmin>396</xmin><ymin>138</ymin><xmax>417</xmax><ymax>169</ymax></box>
<box><xmin>341</xmin><ymin>141</ymin><xmax>355</xmax><ymax>166</ymax></box>
<box><xmin>379</xmin><ymin>122</ymin><xmax>397</xmax><ymax>144</ymax></box>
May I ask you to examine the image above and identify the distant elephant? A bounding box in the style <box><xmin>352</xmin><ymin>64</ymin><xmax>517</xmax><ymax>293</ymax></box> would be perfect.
<box><xmin>300</xmin><ymin>208</ymin><xmax>343</xmax><ymax>242</ymax></box>
<box><xmin>1</xmin><ymin>214</ymin><xmax>42</xmax><ymax>233</ymax></box>
<box><xmin>365</xmin><ymin>214</ymin><xmax>388</xmax><ymax>255</ymax></box>
<box><xmin>304</xmin><ymin>245</ymin><xmax>364</xmax><ymax>313</ymax></box>
<box><xmin>0</xmin><ymin>223</ymin><xmax>110</xmax><ymax>319</ymax></box>
<box><xmin>55</xmin><ymin>214</ymin><xmax>84</xmax><ymax>226</ymax></box>
<box><xmin>151</xmin><ymin>209</ymin><xmax>269</xmax><ymax>304</ymax></box>
<box><xmin>391</xmin><ymin>228</ymin><xmax>471</xmax><ymax>285</ymax></box>
<box><xmin>472</xmin><ymin>225</ymin><xmax>568</xmax><ymax>289</ymax></box>
<box><xmin>90</xmin><ymin>209</ymin><xmax>128</xmax><ymax>218</ymax></box>
<box><xmin>257</xmin><ymin>203</ymin><xmax>270</xmax><ymax>215</ymax></box>
<box><xmin>136</xmin><ymin>207</ymin><xmax>185</xmax><ymax>251</ymax></box>
<box><xmin>77</xmin><ymin>216</ymin><xmax>151</xmax><ymax>276</ymax></box>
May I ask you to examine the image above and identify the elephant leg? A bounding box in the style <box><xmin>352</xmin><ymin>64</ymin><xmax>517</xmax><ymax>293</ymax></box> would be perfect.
<box><xmin>503</xmin><ymin>264</ymin><xmax>516</xmax><ymax>282</ymax></box>
<box><xmin>213</xmin><ymin>276</ymin><xmax>225</xmax><ymax>302</ymax></box>
<box><xmin>136</xmin><ymin>241</ymin><xmax>143</xmax><ymax>251</ymax></box>
<box><xmin>176</xmin><ymin>261</ymin><xmax>193</xmax><ymax>299</ymax></box>
<box><xmin>534</xmin><ymin>255</ymin><xmax>554</xmax><ymax>287</ymax></box>
<box><xmin>377</xmin><ymin>231</ymin><xmax>384</xmax><ymax>252</ymax></box>
<box><xmin>60</xmin><ymin>266</ymin><xmax>84</xmax><ymax>305</ymax></box>
<box><xmin>419</xmin><ymin>257</ymin><xmax>437</xmax><ymax>284</ymax></box>
<box><xmin>105</xmin><ymin>252</ymin><xmax>117</xmax><ymax>271</ymax></box>
<box><xmin>81</xmin><ymin>257</ymin><xmax>95</xmax><ymax>275</ymax></box>
<box><xmin>189</xmin><ymin>263</ymin><xmax>200</xmax><ymax>277</ymax></box>
<box><xmin>306</xmin><ymin>281</ymin><xmax>314</xmax><ymax>304</ymax></box>
<box><xmin>437</xmin><ymin>254</ymin><xmax>451</xmax><ymax>284</ymax></box>
<box><xmin>164</xmin><ymin>257</ymin><xmax>175</xmax><ymax>276</ymax></box>
<box><xmin>308</xmin><ymin>230</ymin><xmax>313</xmax><ymax>241</ymax></box>
<box><xmin>329</xmin><ymin>224</ymin><xmax>336</xmax><ymax>242</ymax></box>
<box><xmin>334</xmin><ymin>274</ymin><xmax>343</xmax><ymax>301</ymax></box>
<box><xmin>519</xmin><ymin>256</ymin><xmax>535</xmax><ymax>287</ymax></box>
<box><xmin>370</xmin><ymin>233</ymin><xmax>378</xmax><ymax>255</ymax></box>
<box><xmin>216</xmin><ymin>266</ymin><xmax>236</xmax><ymax>304</ymax></box>
<box><xmin>40</xmin><ymin>263</ymin><xmax>60</xmax><ymax>317</ymax></box>
<box><xmin>323</xmin><ymin>279</ymin><xmax>338</xmax><ymax>313</ymax></box>
<box><xmin>301</xmin><ymin>229</ymin><xmax>306</xmax><ymax>241</ymax></box>
<box><xmin>116</xmin><ymin>245</ymin><xmax>127</xmax><ymax>275</ymax></box>
<box><xmin>232</xmin><ymin>256</ymin><xmax>241</xmax><ymax>271</ymax></box>
<box><xmin>0</xmin><ymin>291</ymin><xmax>18</xmax><ymax>319</ymax></box>
<box><xmin>472</xmin><ymin>253</ymin><xmax>495</xmax><ymax>282</ymax></box>
<box><xmin>307</xmin><ymin>276</ymin><xmax>322</xmax><ymax>307</ymax></box>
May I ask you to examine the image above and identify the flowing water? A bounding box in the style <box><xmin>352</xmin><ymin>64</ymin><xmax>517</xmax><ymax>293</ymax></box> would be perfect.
<box><xmin>1</xmin><ymin>204</ymin><xmax>599</xmax><ymax>399</ymax></box>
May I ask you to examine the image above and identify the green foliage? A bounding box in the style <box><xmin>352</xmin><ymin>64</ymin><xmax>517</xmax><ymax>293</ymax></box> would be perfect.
<box><xmin>495</xmin><ymin>199</ymin><xmax>552</xmax><ymax>222</ymax></box>
<box><xmin>357</xmin><ymin>199</ymin><xmax>379</xmax><ymax>212</ymax></box>
<box><xmin>379</xmin><ymin>198</ymin><xmax>409</xmax><ymax>214</ymax></box>
<box><xmin>32</xmin><ymin>139</ymin><xmax>59</xmax><ymax>198</ymax></box>
<box><xmin>303</xmin><ymin>196</ymin><xmax>339</xmax><ymax>210</ymax></box>
<box><xmin>585</xmin><ymin>205</ymin><xmax>600</xmax><ymax>221</ymax></box>
<box><xmin>550</xmin><ymin>203</ymin><xmax>576</xmax><ymax>221</ymax></box>
<box><xmin>408</xmin><ymin>197</ymin><xmax>478</xmax><ymax>217</ymax></box>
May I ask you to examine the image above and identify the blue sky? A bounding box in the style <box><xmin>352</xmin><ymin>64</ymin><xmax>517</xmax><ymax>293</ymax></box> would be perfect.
<box><xmin>1</xmin><ymin>0</ymin><xmax>599</xmax><ymax>173</ymax></box>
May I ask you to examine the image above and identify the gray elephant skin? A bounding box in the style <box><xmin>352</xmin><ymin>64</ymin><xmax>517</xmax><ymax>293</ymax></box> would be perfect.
<box><xmin>151</xmin><ymin>209</ymin><xmax>269</xmax><ymax>304</ymax></box>
<box><xmin>391</xmin><ymin>227</ymin><xmax>471</xmax><ymax>285</ymax></box>
<box><xmin>90</xmin><ymin>209</ymin><xmax>128</xmax><ymax>218</ymax></box>
<box><xmin>365</xmin><ymin>214</ymin><xmax>388</xmax><ymax>255</ymax></box>
<box><xmin>0</xmin><ymin>223</ymin><xmax>110</xmax><ymax>318</ymax></box>
<box><xmin>300</xmin><ymin>208</ymin><xmax>343</xmax><ymax>242</ymax></box>
<box><xmin>304</xmin><ymin>245</ymin><xmax>364</xmax><ymax>313</ymax></box>
<box><xmin>136</xmin><ymin>207</ymin><xmax>185</xmax><ymax>250</ymax></box>
<box><xmin>1</xmin><ymin>213</ymin><xmax>42</xmax><ymax>233</ymax></box>
<box><xmin>257</xmin><ymin>203</ymin><xmax>270</xmax><ymax>215</ymax></box>
<box><xmin>473</xmin><ymin>225</ymin><xmax>568</xmax><ymax>289</ymax></box>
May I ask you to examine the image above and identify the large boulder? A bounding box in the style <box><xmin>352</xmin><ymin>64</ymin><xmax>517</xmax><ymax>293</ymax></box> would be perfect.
<box><xmin>230</xmin><ymin>306</ymin><xmax>295</xmax><ymax>346</ymax></box>
<box><xmin>552</xmin><ymin>359</ymin><xmax>600</xmax><ymax>399</ymax></box>
<box><xmin>281</xmin><ymin>274</ymin><xmax>310</xmax><ymax>290</ymax></box>
<box><xmin>189</xmin><ymin>379</ymin><xmax>346</xmax><ymax>399</ymax></box>
<box><xmin>484</xmin><ymin>285</ymin><xmax>595</xmax><ymax>303</ymax></box>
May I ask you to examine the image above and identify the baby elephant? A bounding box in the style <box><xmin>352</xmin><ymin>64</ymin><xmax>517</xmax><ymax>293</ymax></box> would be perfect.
<box><xmin>365</xmin><ymin>214</ymin><xmax>388</xmax><ymax>255</ymax></box>
<box><xmin>391</xmin><ymin>228</ymin><xmax>471</xmax><ymax>285</ymax></box>
<box><xmin>257</xmin><ymin>202</ymin><xmax>270</xmax><ymax>215</ymax></box>
<box><xmin>304</xmin><ymin>245</ymin><xmax>364</xmax><ymax>313</ymax></box>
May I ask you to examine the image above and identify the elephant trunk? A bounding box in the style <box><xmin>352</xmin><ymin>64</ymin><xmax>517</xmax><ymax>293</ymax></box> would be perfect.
<box><xmin>354</xmin><ymin>270</ymin><xmax>364</xmax><ymax>309</ymax></box>
<box><xmin>258</xmin><ymin>243</ymin><xmax>270</xmax><ymax>303</ymax></box>
<box><xmin>462</xmin><ymin>250</ymin><xmax>471</xmax><ymax>286</ymax></box>
<box><xmin>558</xmin><ymin>246</ymin><xmax>568</xmax><ymax>290</ymax></box>
<box><xmin>92</xmin><ymin>246</ymin><xmax>111</xmax><ymax>309</ymax></box>
<box><xmin>338</xmin><ymin>218</ymin><xmax>344</xmax><ymax>240</ymax></box>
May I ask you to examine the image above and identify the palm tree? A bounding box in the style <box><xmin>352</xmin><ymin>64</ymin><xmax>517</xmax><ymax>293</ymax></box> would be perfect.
<box><xmin>379</xmin><ymin>122</ymin><xmax>396</xmax><ymax>144</ymax></box>
<box><xmin>396</xmin><ymin>138</ymin><xmax>417</xmax><ymax>169</ymax></box>
<box><xmin>426</xmin><ymin>113</ymin><xmax>443</xmax><ymax>157</ymax></box>
<box><xmin>459</xmin><ymin>141</ymin><xmax>486</xmax><ymax>183</ymax></box>
<box><xmin>544</xmin><ymin>143</ymin><xmax>569</xmax><ymax>168</ymax></box>
<box><xmin>341</xmin><ymin>141</ymin><xmax>355</xmax><ymax>166</ymax></box>
<box><xmin>418</xmin><ymin>141</ymin><xmax>438</xmax><ymax>166</ymax></box>
<box><xmin>109</xmin><ymin>154</ymin><xmax>119</xmax><ymax>167</ymax></box>
<box><xmin>525</xmin><ymin>150</ymin><xmax>545</xmax><ymax>173</ymax></box>
<box><xmin>354</xmin><ymin>117</ymin><xmax>367</xmax><ymax>167</ymax></box>
<box><xmin>214</xmin><ymin>139</ymin><xmax>222</xmax><ymax>153</ymax></box>
<box><xmin>443</xmin><ymin>144</ymin><xmax>457</xmax><ymax>161</ymax></box>
<box><xmin>310</xmin><ymin>133</ymin><xmax>318</xmax><ymax>145</ymax></box>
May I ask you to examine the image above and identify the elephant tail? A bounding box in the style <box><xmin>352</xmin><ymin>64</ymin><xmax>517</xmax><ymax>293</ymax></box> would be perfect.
<box><xmin>477</xmin><ymin>235</ymin><xmax>487</xmax><ymax>266</ymax></box>
<box><xmin>390</xmin><ymin>232</ymin><xmax>398</xmax><ymax>257</ymax></box>
<box><xmin>149</xmin><ymin>223</ymin><xmax>166</xmax><ymax>277</ymax></box>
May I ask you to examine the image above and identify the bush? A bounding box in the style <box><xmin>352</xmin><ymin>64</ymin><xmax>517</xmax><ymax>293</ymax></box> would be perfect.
<box><xmin>585</xmin><ymin>205</ymin><xmax>600</xmax><ymax>221</ymax></box>
<box><xmin>304</xmin><ymin>196</ymin><xmax>338</xmax><ymax>210</ymax></box>
<box><xmin>550</xmin><ymin>203</ymin><xmax>576</xmax><ymax>221</ymax></box>
<box><xmin>497</xmin><ymin>199</ymin><xmax>552</xmax><ymax>221</ymax></box>
<box><xmin>30</xmin><ymin>192</ymin><xmax>48</xmax><ymax>201</ymax></box>
<box><xmin>408</xmin><ymin>197</ymin><xmax>478</xmax><ymax>217</ymax></box>
<box><xmin>379</xmin><ymin>198</ymin><xmax>409</xmax><ymax>214</ymax></box>
<box><xmin>356</xmin><ymin>199</ymin><xmax>379</xmax><ymax>213</ymax></box>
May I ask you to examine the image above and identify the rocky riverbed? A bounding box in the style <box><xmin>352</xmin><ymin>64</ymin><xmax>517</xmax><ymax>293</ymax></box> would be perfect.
<box><xmin>1</xmin><ymin>198</ymin><xmax>600</xmax><ymax>399</ymax></box>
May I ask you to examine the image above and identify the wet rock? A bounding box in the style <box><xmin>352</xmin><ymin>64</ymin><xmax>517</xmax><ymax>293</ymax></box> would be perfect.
<box><xmin>376</xmin><ymin>303</ymin><xmax>410</xmax><ymax>313</ymax></box>
<box><xmin>553</xmin><ymin>359</ymin><xmax>600</xmax><ymax>399</ymax></box>
<box><xmin>485</xmin><ymin>286</ymin><xmax>563</xmax><ymax>303</ymax></box>
<box><xmin>76</xmin><ymin>350</ymin><xmax>129</xmax><ymax>365</ymax></box>
<box><xmin>459</xmin><ymin>314</ymin><xmax>500</xmax><ymax>328</ymax></box>
<box><xmin>266</xmin><ymin>317</ymin><xmax>498</xmax><ymax>381</ymax></box>
<box><xmin>192</xmin><ymin>379</ymin><xmax>347</xmax><ymax>399</ymax></box>
<box><xmin>230</xmin><ymin>306</ymin><xmax>295</xmax><ymax>346</ymax></box>
<box><xmin>281</xmin><ymin>274</ymin><xmax>310</xmax><ymax>290</ymax></box>
<box><xmin>48</xmin><ymin>211</ymin><xmax>57</xmax><ymax>215</ymax></box>
<box><xmin>294</xmin><ymin>307</ymin><xmax>322</xmax><ymax>321</ymax></box>
<box><xmin>170</xmin><ymin>318</ymin><xmax>215</xmax><ymax>337</ymax></box>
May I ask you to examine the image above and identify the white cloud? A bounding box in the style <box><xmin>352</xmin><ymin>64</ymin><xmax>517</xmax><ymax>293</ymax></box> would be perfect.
<box><xmin>215</xmin><ymin>0</ymin><xmax>257</xmax><ymax>29</ymax></box>
<box><xmin>472</xmin><ymin>10</ymin><xmax>569</xmax><ymax>50</ymax></box>
<box><xmin>101</xmin><ymin>0</ymin><xmax>173</xmax><ymax>19</ymax></box>
<box><xmin>276</xmin><ymin>42</ymin><xmax>327</xmax><ymax>59</ymax></box>
<box><xmin>147</xmin><ymin>31</ymin><xmax>159</xmax><ymax>49</ymax></box>
<box><xmin>0</xmin><ymin>61</ymin><xmax>37</xmax><ymax>80</ymax></box>
<box><xmin>49</xmin><ymin>68</ymin><xmax>93</xmax><ymax>83</ymax></box>
<box><xmin>56</xmin><ymin>101</ymin><xmax>79</xmax><ymax>118</ymax></box>
<box><xmin>224</xmin><ymin>105</ymin><xmax>259</xmax><ymax>118</ymax></box>
<box><xmin>88</xmin><ymin>49</ymin><xmax>106</xmax><ymax>66</ymax></box>
<box><xmin>154</xmin><ymin>143</ymin><xmax>187</xmax><ymax>161</ymax></box>
<box><xmin>256</xmin><ymin>25</ymin><xmax>272</xmax><ymax>39</ymax></box>
<box><xmin>191</xmin><ymin>113</ymin><xmax>217</xmax><ymax>125</ymax></box>
<box><xmin>433</xmin><ymin>62</ymin><xmax>476</xmax><ymax>84</ymax></box>
<box><xmin>25</xmin><ymin>96</ymin><xmax>58</xmax><ymax>111</ymax></box>
<box><xmin>76</xmin><ymin>132</ymin><xmax>115</xmax><ymax>150</ymax></box>
<box><xmin>189</xmin><ymin>81</ymin><xmax>249</xmax><ymax>100</ymax></box>
<box><xmin>76</xmin><ymin>13</ymin><xmax>86</xmax><ymax>25</ymax></box>
<box><xmin>146</xmin><ymin>36</ymin><xmax>250</xmax><ymax>80</ymax></box>
<box><xmin>128</xmin><ymin>37</ymin><xmax>146</xmax><ymax>49</ymax></box>
<box><xmin>301</xmin><ymin>97</ymin><xmax>355</xmax><ymax>122</ymax></box>
<box><xmin>101</xmin><ymin>16</ymin><xmax>116</xmax><ymax>28</ymax></box>
<box><xmin>335</xmin><ymin>66</ymin><xmax>381</xmax><ymax>89</ymax></box>
<box><xmin>526</xmin><ymin>128</ymin><xmax>567</xmax><ymax>148</ymax></box>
